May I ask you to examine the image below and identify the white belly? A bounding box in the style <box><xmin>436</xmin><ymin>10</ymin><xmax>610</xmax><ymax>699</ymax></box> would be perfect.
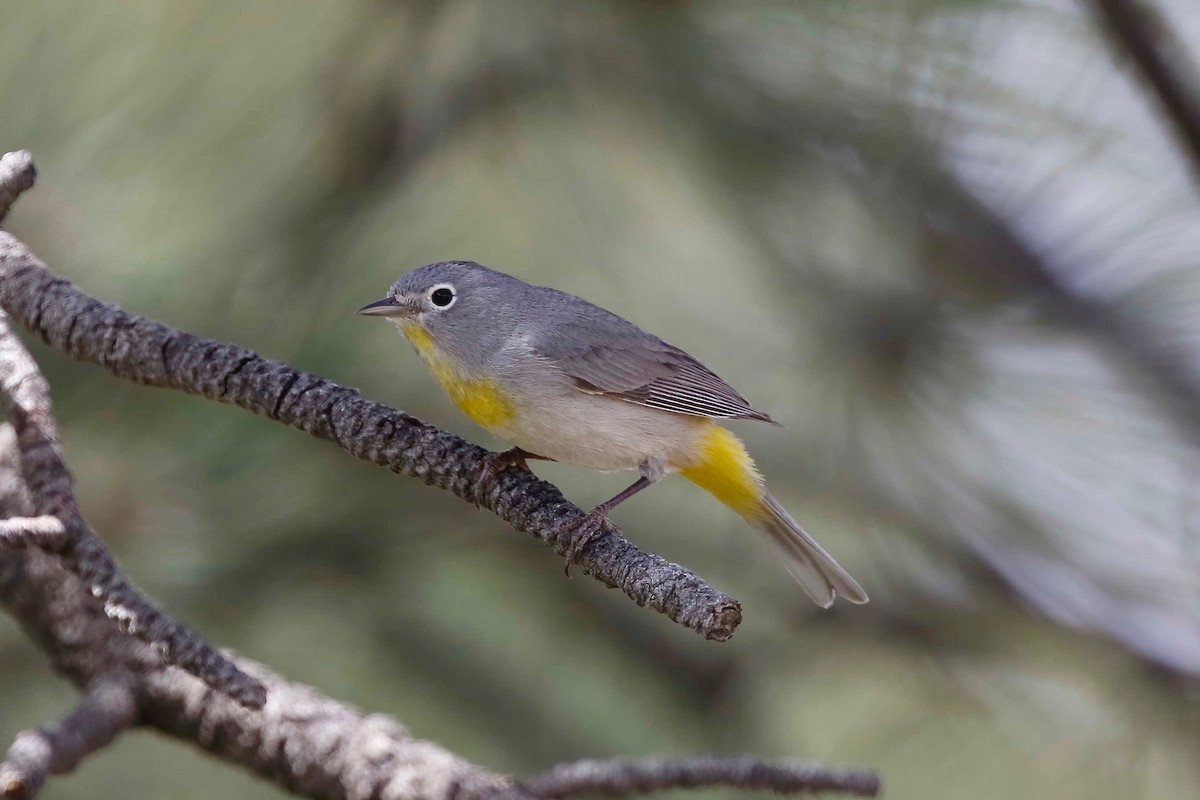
<box><xmin>493</xmin><ymin>384</ymin><xmax>707</xmax><ymax>472</ymax></box>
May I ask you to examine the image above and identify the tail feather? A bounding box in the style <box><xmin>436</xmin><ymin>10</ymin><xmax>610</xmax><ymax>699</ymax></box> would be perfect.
<box><xmin>676</xmin><ymin>422</ymin><xmax>868</xmax><ymax>607</ymax></box>
<box><xmin>752</xmin><ymin>494</ymin><xmax>869</xmax><ymax>608</ymax></box>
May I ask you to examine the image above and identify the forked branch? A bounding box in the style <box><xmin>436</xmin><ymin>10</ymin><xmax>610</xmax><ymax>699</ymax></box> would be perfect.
<box><xmin>0</xmin><ymin>678</ymin><xmax>137</xmax><ymax>800</ymax></box>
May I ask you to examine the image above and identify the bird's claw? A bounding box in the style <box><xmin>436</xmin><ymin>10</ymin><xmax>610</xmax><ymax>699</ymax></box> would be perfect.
<box><xmin>472</xmin><ymin>449</ymin><xmax>530</xmax><ymax>508</ymax></box>
<box><xmin>561</xmin><ymin>509</ymin><xmax>609</xmax><ymax>576</ymax></box>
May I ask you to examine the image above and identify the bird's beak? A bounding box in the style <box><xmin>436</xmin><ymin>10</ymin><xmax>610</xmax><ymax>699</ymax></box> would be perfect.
<box><xmin>357</xmin><ymin>296</ymin><xmax>413</xmax><ymax>318</ymax></box>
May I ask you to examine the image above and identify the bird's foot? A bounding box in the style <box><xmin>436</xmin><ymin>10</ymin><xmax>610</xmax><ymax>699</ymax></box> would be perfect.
<box><xmin>560</xmin><ymin>508</ymin><xmax>610</xmax><ymax>577</ymax></box>
<box><xmin>473</xmin><ymin>448</ymin><xmax>532</xmax><ymax>508</ymax></box>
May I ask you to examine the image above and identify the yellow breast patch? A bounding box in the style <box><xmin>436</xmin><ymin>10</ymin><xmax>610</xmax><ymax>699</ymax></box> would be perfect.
<box><xmin>677</xmin><ymin>423</ymin><xmax>765</xmax><ymax>517</ymax></box>
<box><xmin>401</xmin><ymin>323</ymin><xmax>516</xmax><ymax>431</ymax></box>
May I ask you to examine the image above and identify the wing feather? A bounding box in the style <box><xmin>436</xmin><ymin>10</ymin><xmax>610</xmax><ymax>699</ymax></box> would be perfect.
<box><xmin>529</xmin><ymin>300</ymin><xmax>777</xmax><ymax>424</ymax></box>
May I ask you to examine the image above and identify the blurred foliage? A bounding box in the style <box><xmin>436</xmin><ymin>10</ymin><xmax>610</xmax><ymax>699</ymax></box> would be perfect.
<box><xmin>3</xmin><ymin>0</ymin><xmax>1200</xmax><ymax>798</ymax></box>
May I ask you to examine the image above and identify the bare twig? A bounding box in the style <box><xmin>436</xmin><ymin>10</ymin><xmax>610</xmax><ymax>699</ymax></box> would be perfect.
<box><xmin>0</xmin><ymin>151</ymin><xmax>742</xmax><ymax>643</ymax></box>
<box><xmin>523</xmin><ymin>756</ymin><xmax>881</xmax><ymax>798</ymax></box>
<box><xmin>1086</xmin><ymin>0</ymin><xmax>1200</xmax><ymax>186</ymax></box>
<box><xmin>0</xmin><ymin>678</ymin><xmax>138</xmax><ymax>800</ymax></box>
<box><xmin>0</xmin><ymin>516</ymin><xmax>65</xmax><ymax>551</ymax></box>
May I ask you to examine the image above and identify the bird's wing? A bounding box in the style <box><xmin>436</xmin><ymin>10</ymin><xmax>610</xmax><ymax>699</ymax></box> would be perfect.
<box><xmin>529</xmin><ymin>303</ymin><xmax>777</xmax><ymax>424</ymax></box>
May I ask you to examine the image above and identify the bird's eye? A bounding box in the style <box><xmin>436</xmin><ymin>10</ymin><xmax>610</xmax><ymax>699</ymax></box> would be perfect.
<box><xmin>429</xmin><ymin>285</ymin><xmax>456</xmax><ymax>308</ymax></box>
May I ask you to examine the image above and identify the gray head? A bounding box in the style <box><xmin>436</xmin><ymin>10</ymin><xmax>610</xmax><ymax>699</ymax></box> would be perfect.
<box><xmin>358</xmin><ymin>261</ymin><xmax>516</xmax><ymax>318</ymax></box>
<box><xmin>358</xmin><ymin>261</ymin><xmax>531</xmax><ymax>362</ymax></box>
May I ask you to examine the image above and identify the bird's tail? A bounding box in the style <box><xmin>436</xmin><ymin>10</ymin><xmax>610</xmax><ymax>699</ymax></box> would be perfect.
<box><xmin>753</xmin><ymin>492</ymin><xmax>869</xmax><ymax>607</ymax></box>
<box><xmin>677</xmin><ymin>423</ymin><xmax>869</xmax><ymax>608</ymax></box>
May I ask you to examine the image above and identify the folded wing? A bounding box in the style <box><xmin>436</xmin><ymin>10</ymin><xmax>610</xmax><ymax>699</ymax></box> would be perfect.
<box><xmin>531</xmin><ymin>305</ymin><xmax>777</xmax><ymax>424</ymax></box>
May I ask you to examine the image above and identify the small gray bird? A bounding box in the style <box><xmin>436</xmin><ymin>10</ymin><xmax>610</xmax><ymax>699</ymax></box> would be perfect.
<box><xmin>359</xmin><ymin>261</ymin><xmax>867</xmax><ymax>606</ymax></box>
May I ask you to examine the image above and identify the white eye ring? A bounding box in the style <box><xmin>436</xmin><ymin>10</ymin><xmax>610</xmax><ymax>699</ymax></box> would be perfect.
<box><xmin>428</xmin><ymin>283</ymin><xmax>457</xmax><ymax>309</ymax></box>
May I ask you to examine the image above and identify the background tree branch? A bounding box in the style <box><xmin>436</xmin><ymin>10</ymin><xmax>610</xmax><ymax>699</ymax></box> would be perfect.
<box><xmin>0</xmin><ymin>152</ymin><xmax>879</xmax><ymax>798</ymax></box>
<box><xmin>522</xmin><ymin>756</ymin><xmax>881</xmax><ymax>798</ymax></box>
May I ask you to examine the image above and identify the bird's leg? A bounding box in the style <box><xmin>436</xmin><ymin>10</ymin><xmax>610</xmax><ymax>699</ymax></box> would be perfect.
<box><xmin>562</xmin><ymin>460</ymin><xmax>664</xmax><ymax>575</ymax></box>
<box><xmin>473</xmin><ymin>447</ymin><xmax>551</xmax><ymax>507</ymax></box>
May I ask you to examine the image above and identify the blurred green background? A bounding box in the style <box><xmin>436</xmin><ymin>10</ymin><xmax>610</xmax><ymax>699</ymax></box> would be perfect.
<box><xmin>3</xmin><ymin>1</ymin><xmax>1200</xmax><ymax>798</ymax></box>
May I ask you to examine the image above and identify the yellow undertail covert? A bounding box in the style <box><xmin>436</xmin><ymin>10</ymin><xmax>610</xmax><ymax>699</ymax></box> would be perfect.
<box><xmin>675</xmin><ymin>422</ymin><xmax>765</xmax><ymax>518</ymax></box>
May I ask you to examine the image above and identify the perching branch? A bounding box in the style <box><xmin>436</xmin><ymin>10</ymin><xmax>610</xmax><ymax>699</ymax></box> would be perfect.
<box><xmin>1086</xmin><ymin>0</ymin><xmax>1200</xmax><ymax>187</ymax></box>
<box><xmin>523</xmin><ymin>756</ymin><xmax>881</xmax><ymax>798</ymax></box>
<box><xmin>0</xmin><ymin>149</ymin><xmax>878</xmax><ymax>799</ymax></box>
<box><xmin>0</xmin><ymin>151</ymin><xmax>741</xmax><ymax>643</ymax></box>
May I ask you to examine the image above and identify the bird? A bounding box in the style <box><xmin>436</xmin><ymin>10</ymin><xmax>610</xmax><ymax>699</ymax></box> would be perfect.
<box><xmin>358</xmin><ymin>260</ymin><xmax>868</xmax><ymax>607</ymax></box>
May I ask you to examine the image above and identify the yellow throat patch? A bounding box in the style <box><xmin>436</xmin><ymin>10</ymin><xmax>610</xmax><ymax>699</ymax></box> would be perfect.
<box><xmin>677</xmin><ymin>423</ymin><xmax>765</xmax><ymax>518</ymax></box>
<box><xmin>400</xmin><ymin>323</ymin><xmax>516</xmax><ymax>431</ymax></box>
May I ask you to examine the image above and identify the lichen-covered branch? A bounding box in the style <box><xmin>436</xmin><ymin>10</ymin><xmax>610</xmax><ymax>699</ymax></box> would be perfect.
<box><xmin>0</xmin><ymin>151</ymin><xmax>741</xmax><ymax>643</ymax></box>
<box><xmin>139</xmin><ymin>659</ymin><xmax>524</xmax><ymax>800</ymax></box>
<box><xmin>523</xmin><ymin>756</ymin><xmax>882</xmax><ymax>798</ymax></box>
